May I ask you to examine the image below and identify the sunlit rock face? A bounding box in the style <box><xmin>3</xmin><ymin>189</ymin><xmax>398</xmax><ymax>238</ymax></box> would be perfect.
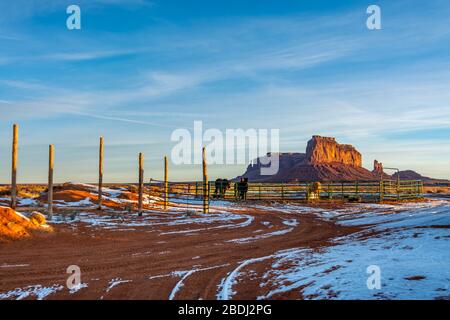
<box><xmin>305</xmin><ymin>136</ymin><xmax>362</xmax><ymax>167</ymax></box>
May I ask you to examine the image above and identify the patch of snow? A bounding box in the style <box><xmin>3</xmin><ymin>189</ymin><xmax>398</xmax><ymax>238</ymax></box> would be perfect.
<box><xmin>52</xmin><ymin>210</ymin><xmax>254</xmax><ymax>234</ymax></box>
<box><xmin>148</xmin><ymin>274</ymin><xmax>171</xmax><ymax>280</ymax></box>
<box><xmin>217</xmin><ymin>256</ymin><xmax>275</xmax><ymax>300</ymax></box>
<box><xmin>131</xmin><ymin>251</ymin><xmax>152</xmax><ymax>257</ymax></box>
<box><xmin>169</xmin><ymin>270</ymin><xmax>196</xmax><ymax>300</ymax></box>
<box><xmin>228</xmin><ymin>228</ymin><xmax>294</xmax><ymax>244</ymax></box>
<box><xmin>18</xmin><ymin>198</ymin><xmax>38</xmax><ymax>206</ymax></box>
<box><xmin>169</xmin><ymin>264</ymin><xmax>230</xmax><ymax>300</ymax></box>
<box><xmin>106</xmin><ymin>278</ymin><xmax>132</xmax><ymax>293</ymax></box>
<box><xmin>69</xmin><ymin>283</ymin><xmax>88</xmax><ymax>294</ymax></box>
<box><xmin>54</xmin><ymin>197</ymin><xmax>93</xmax><ymax>207</ymax></box>
<box><xmin>0</xmin><ymin>263</ymin><xmax>30</xmax><ymax>268</ymax></box>
<box><xmin>282</xmin><ymin>219</ymin><xmax>299</xmax><ymax>227</ymax></box>
<box><xmin>0</xmin><ymin>284</ymin><xmax>64</xmax><ymax>300</ymax></box>
<box><xmin>159</xmin><ymin>213</ymin><xmax>254</xmax><ymax>235</ymax></box>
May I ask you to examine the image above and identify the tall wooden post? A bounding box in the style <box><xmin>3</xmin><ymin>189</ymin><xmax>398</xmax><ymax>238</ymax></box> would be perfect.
<box><xmin>164</xmin><ymin>156</ymin><xmax>169</xmax><ymax>210</ymax></box>
<box><xmin>48</xmin><ymin>145</ymin><xmax>54</xmax><ymax>219</ymax></box>
<box><xmin>202</xmin><ymin>147</ymin><xmax>209</xmax><ymax>214</ymax></box>
<box><xmin>138</xmin><ymin>153</ymin><xmax>144</xmax><ymax>216</ymax></box>
<box><xmin>98</xmin><ymin>137</ymin><xmax>104</xmax><ymax>210</ymax></box>
<box><xmin>11</xmin><ymin>124</ymin><xmax>18</xmax><ymax>209</ymax></box>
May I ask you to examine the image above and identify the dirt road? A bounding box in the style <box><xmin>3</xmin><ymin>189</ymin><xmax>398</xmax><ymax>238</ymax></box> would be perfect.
<box><xmin>0</xmin><ymin>204</ymin><xmax>361</xmax><ymax>300</ymax></box>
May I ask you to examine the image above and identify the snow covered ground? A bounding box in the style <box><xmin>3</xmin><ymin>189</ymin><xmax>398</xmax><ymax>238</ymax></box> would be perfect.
<box><xmin>0</xmin><ymin>284</ymin><xmax>64</xmax><ymax>300</ymax></box>
<box><xmin>2</xmin><ymin>185</ymin><xmax>448</xmax><ymax>300</ymax></box>
<box><xmin>50</xmin><ymin>209</ymin><xmax>254</xmax><ymax>234</ymax></box>
<box><xmin>249</xmin><ymin>199</ymin><xmax>450</xmax><ymax>300</ymax></box>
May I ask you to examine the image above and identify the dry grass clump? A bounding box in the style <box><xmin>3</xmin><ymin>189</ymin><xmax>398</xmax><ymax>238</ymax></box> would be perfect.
<box><xmin>0</xmin><ymin>185</ymin><xmax>47</xmax><ymax>198</ymax></box>
<box><xmin>30</xmin><ymin>212</ymin><xmax>47</xmax><ymax>226</ymax></box>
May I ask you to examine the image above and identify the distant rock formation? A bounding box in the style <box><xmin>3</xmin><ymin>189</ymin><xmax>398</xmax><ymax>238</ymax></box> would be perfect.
<box><xmin>372</xmin><ymin>160</ymin><xmax>392</xmax><ymax>180</ymax></box>
<box><xmin>373</xmin><ymin>160</ymin><xmax>384</xmax><ymax>174</ymax></box>
<box><xmin>242</xmin><ymin>153</ymin><xmax>306</xmax><ymax>181</ymax></box>
<box><xmin>238</xmin><ymin>135</ymin><xmax>449</xmax><ymax>183</ymax></box>
<box><xmin>306</xmin><ymin>136</ymin><xmax>362</xmax><ymax>166</ymax></box>
<box><xmin>392</xmin><ymin>170</ymin><xmax>450</xmax><ymax>185</ymax></box>
<box><xmin>239</xmin><ymin>135</ymin><xmax>380</xmax><ymax>182</ymax></box>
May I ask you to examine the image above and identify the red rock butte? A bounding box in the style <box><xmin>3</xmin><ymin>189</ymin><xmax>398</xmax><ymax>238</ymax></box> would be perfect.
<box><xmin>305</xmin><ymin>135</ymin><xmax>362</xmax><ymax>167</ymax></box>
<box><xmin>240</xmin><ymin>135</ymin><xmax>385</xmax><ymax>182</ymax></box>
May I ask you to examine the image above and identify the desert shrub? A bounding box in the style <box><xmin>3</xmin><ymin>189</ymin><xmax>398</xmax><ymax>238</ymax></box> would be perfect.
<box><xmin>30</xmin><ymin>212</ymin><xmax>47</xmax><ymax>226</ymax></box>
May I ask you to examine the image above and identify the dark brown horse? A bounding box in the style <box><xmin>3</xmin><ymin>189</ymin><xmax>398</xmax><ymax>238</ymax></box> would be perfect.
<box><xmin>214</xmin><ymin>179</ymin><xmax>231</xmax><ymax>198</ymax></box>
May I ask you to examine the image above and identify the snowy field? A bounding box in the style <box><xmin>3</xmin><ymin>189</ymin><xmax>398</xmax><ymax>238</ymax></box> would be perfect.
<box><xmin>222</xmin><ymin>199</ymin><xmax>450</xmax><ymax>300</ymax></box>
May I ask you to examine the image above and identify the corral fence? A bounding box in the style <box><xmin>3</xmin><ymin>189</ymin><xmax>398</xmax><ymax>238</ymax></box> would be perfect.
<box><xmin>147</xmin><ymin>179</ymin><xmax>424</xmax><ymax>212</ymax></box>
<box><xmin>3</xmin><ymin>124</ymin><xmax>424</xmax><ymax>216</ymax></box>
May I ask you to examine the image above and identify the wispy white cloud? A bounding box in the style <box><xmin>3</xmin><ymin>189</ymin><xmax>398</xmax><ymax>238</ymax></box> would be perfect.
<box><xmin>71</xmin><ymin>111</ymin><xmax>178</xmax><ymax>129</ymax></box>
<box><xmin>0</xmin><ymin>79</ymin><xmax>51</xmax><ymax>91</ymax></box>
<box><xmin>41</xmin><ymin>49</ymin><xmax>138</xmax><ymax>61</ymax></box>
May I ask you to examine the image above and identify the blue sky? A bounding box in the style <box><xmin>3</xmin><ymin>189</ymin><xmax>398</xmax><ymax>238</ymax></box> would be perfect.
<box><xmin>1</xmin><ymin>0</ymin><xmax>450</xmax><ymax>183</ymax></box>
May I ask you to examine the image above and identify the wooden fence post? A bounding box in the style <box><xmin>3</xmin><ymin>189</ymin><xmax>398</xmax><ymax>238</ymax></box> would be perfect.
<box><xmin>164</xmin><ymin>156</ymin><xmax>169</xmax><ymax>210</ymax></box>
<box><xmin>11</xmin><ymin>124</ymin><xmax>18</xmax><ymax>209</ymax></box>
<box><xmin>379</xmin><ymin>180</ymin><xmax>384</xmax><ymax>202</ymax></box>
<box><xmin>138</xmin><ymin>153</ymin><xmax>144</xmax><ymax>216</ymax></box>
<box><xmin>202</xmin><ymin>147</ymin><xmax>209</xmax><ymax>214</ymax></box>
<box><xmin>305</xmin><ymin>182</ymin><xmax>309</xmax><ymax>201</ymax></box>
<box><xmin>328</xmin><ymin>182</ymin><xmax>332</xmax><ymax>199</ymax></box>
<box><xmin>98</xmin><ymin>137</ymin><xmax>104</xmax><ymax>210</ymax></box>
<box><xmin>48</xmin><ymin>145</ymin><xmax>54</xmax><ymax>219</ymax></box>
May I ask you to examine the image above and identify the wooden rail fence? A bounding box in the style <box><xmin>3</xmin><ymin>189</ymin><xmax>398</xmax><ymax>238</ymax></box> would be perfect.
<box><xmin>147</xmin><ymin>179</ymin><xmax>424</xmax><ymax>211</ymax></box>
